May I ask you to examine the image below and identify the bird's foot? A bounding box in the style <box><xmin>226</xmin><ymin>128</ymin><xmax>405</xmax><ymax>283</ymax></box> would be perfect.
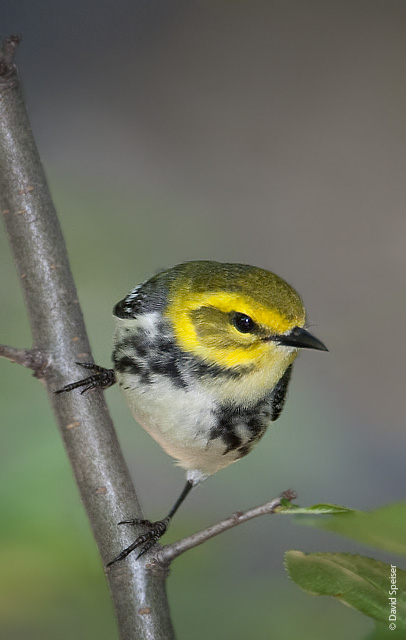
<box><xmin>106</xmin><ymin>517</ymin><xmax>171</xmax><ymax>566</ymax></box>
<box><xmin>55</xmin><ymin>362</ymin><xmax>116</xmax><ymax>394</ymax></box>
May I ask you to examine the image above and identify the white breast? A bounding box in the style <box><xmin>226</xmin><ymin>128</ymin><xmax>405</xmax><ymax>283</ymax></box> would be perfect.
<box><xmin>117</xmin><ymin>370</ymin><xmax>250</xmax><ymax>484</ymax></box>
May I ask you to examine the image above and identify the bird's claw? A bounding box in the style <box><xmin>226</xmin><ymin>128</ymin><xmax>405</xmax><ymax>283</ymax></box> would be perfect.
<box><xmin>55</xmin><ymin>362</ymin><xmax>116</xmax><ymax>394</ymax></box>
<box><xmin>106</xmin><ymin>517</ymin><xmax>170</xmax><ymax>567</ymax></box>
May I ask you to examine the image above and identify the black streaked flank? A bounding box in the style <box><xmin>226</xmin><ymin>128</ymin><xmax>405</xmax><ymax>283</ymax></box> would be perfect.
<box><xmin>269</xmin><ymin>364</ymin><xmax>293</xmax><ymax>421</ymax></box>
<box><xmin>209</xmin><ymin>421</ymin><xmax>243</xmax><ymax>454</ymax></box>
<box><xmin>246</xmin><ymin>414</ymin><xmax>266</xmax><ymax>437</ymax></box>
<box><xmin>209</xmin><ymin>397</ymin><xmax>272</xmax><ymax>457</ymax></box>
<box><xmin>209</xmin><ymin>370</ymin><xmax>293</xmax><ymax>459</ymax></box>
<box><xmin>236</xmin><ymin>444</ymin><xmax>252</xmax><ymax>458</ymax></box>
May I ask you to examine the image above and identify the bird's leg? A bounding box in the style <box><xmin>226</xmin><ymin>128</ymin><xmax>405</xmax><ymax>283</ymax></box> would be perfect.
<box><xmin>107</xmin><ymin>480</ymin><xmax>194</xmax><ymax>566</ymax></box>
<box><xmin>55</xmin><ymin>362</ymin><xmax>116</xmax><ymax>394</ymax></box>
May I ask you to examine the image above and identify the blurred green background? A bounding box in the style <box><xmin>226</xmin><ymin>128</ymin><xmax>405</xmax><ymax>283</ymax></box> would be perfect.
<box><xmin>1</xmin><ymin>2</ymin><xmax>405</xmax><ymax>639</ymax></box>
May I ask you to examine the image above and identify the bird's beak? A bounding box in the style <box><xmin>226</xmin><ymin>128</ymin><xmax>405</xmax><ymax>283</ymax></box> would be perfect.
<box><xmin>266</xmin><ymin>326</ymin><xmax>328</xmax><ymax>351</ymax></box>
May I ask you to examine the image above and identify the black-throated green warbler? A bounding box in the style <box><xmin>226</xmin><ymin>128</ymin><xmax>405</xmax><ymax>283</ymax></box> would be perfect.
<box><xmin>57</xmin><ymin>260</ymin><xmax>327</xmax><ymax>564</ymax></box>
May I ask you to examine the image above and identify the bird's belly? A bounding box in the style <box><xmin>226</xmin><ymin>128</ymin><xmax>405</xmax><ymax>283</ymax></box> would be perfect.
<box><xmin>116</xmin><ymin>371</ymin><xmax>269</xmax><ymax>483</ymax></box>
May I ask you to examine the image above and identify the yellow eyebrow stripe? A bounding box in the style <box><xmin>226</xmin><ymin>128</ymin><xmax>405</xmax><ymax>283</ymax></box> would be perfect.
<box><xmin>167</xmin><ymin>291</ymin><xmax>297</xmax><ymax>331</ymax></box>
<box><xmin>165</xmin><ymin>291</ymin><xmax>301</xmax><ymax>367</ymax></box>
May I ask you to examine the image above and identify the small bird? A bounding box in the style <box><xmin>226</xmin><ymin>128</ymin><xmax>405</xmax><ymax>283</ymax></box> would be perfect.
<box><xmin>57</xmin><ymin>260</ymin><xmax>327</xmax><ymax>564</ymax></box>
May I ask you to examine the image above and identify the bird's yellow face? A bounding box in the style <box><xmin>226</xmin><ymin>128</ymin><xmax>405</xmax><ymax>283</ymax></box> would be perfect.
<box><xmin>166</xmin><ymin>289</ymin><xmax>305</xmax><ymax>370</ymax></box>
<box><xmin>163</xmin><ymin>261</ymin><xmax>307</xmax><ymax>381</ymax></box>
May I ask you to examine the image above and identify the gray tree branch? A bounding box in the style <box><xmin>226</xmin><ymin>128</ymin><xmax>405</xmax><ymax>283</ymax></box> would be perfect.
<box><xmin>0</xmin><ymin>36</ymin><xmax>174</xmax><ymax>640</ymax></box>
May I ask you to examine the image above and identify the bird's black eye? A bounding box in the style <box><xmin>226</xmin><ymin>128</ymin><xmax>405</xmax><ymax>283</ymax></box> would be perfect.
<box><xmin>230</xmin><ymin>312</ymin><xmax>256</xmax><ymax>333</ymax></box>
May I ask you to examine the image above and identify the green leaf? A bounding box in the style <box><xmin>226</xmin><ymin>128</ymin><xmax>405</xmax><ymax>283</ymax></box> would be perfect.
<box><xmin>285</xmin><ymin>552</ymin><xmax>406</xmax><ymax>629</ymax></box>
<box><xmin>308</xmin><ymin>503</ymin><xmax>406</xmax><ymax>556</ymax></box>
<box><xmin>278</xmin><ymin>502</ymin><xmax>356</xmax><ymax>515</ymax></box>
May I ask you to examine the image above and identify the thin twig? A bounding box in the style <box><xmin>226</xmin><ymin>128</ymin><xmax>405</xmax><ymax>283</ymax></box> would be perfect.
<box><xmin>0</xmin><ymin>344</ymin><xmax>48</xmax><ymax>371</ymax></box>
<box><xmin>158</xmin><ymin>490</ymin><xmax>297</xmax><ymax>564</ymax></box>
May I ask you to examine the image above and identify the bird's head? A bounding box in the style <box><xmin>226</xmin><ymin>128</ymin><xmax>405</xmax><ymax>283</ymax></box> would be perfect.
<box><xmin>163</xmin><ymin>262</ymin><xmax>327</xmax><ymax>379</ymax></box>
